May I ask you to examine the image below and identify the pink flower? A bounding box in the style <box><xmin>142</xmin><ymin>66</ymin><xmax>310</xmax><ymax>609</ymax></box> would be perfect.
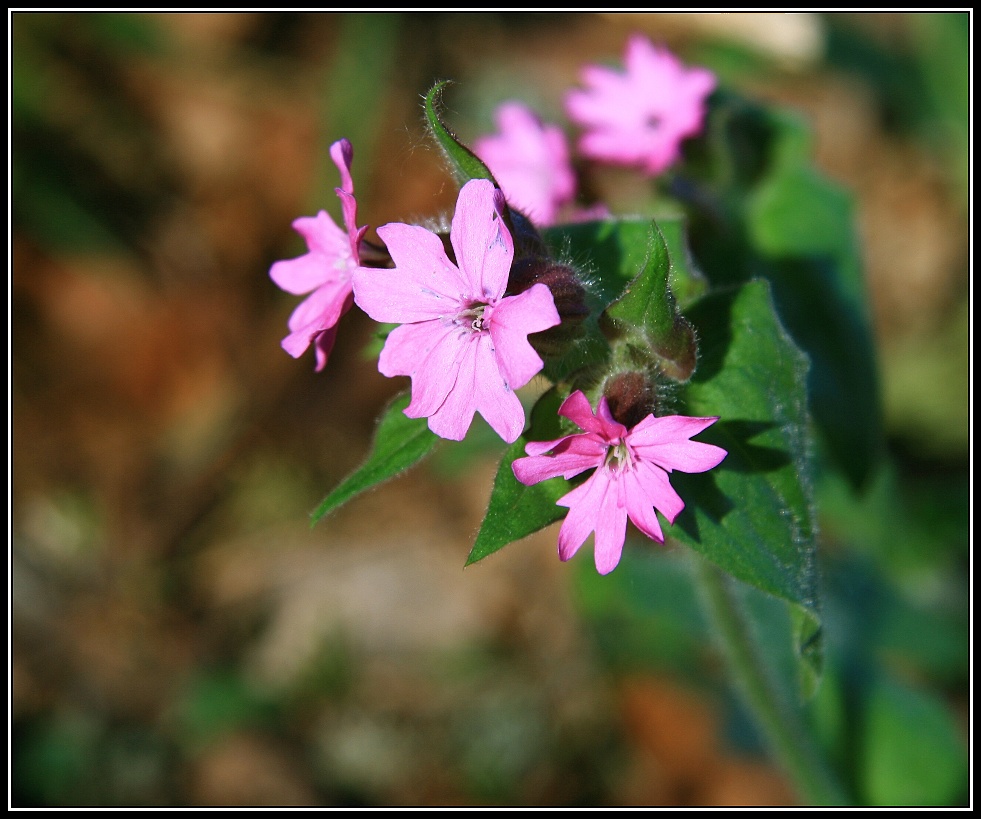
<box><xmin>565</xmin><ymin>35</ymin><xmax>716</xmax><ymax>177</ymax></box>
<box><xmin>473</xmin><ymin>101</ymin><xmax>576</xmax><ymax>226</ymax></box>
<box><xmin>270</xmin><ymin>138</ymin><xmax>367</xmax><ymax>371</ymax></box>
<box><xmin>352</xmin><ymin>179</ymin><xmax>561</xmax><ymax>443</ymax></box>
<box><xmin>512</xmin><ymin>390</ymin><xmax>727</xmax><ymax>574</ymax></box>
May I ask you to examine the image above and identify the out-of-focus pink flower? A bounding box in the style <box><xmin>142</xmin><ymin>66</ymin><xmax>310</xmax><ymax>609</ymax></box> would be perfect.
<box><xmin>473</xmin><ymin>102</ymin><xmax>576</xmax><ymax>226</ymax></box>
<box><xmin>512</xmin><ymin>390</ymin><xmax>726</xmax><ymax>574</ymax></box>
<box><xmin>270</xmin><ymin>139</ymin><xmax>367</xmax><ymax>371</ymax></box>
<box><xmin>352</xmin><ymin>179</ymin><xmax>560</xmax><ymax>443</ymax></box>
<box><xmin>565</xmin><ymin>35</ymin><xmax>716</xmax><ymax>177</ymax></box>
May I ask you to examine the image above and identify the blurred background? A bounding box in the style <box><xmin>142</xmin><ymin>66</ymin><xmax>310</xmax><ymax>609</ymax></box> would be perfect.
<box><xmin>11</xmin><ymin>12</ymin><xmax>969</xmax><ymax>806</ymax></box>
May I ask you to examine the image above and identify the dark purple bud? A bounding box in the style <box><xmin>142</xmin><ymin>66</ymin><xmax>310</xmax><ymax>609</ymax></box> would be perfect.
<box><xmin>604</xmin><ymin>371</ymin><xmax>658</xmax><ymax>429</ymax></box>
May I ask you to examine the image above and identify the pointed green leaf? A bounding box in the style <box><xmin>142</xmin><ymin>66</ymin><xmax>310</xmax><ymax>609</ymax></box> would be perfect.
<box><xmin>670</xmin><ymin>279</ymin><xmax>823</xmax><ymax>694</ymax></box>
<box><xmin>542</xmin><ymin>216</ymin><xmax>706</xmax><ymax>313</ymax></box>
<box><xmin>424</xmin><ymin>80</ymin><xmax>497</xmax><ymax>185</ymax></box>
<box><xmin>603</xmin><ymin>220</ymin><xmax>698</xmax><ymax>381</ymax></box>
<box><xmin>466</xmin><ymin>389</ymin><xmax>568</xmax><ymax>565</ymax></box>
<box><xmin>311</xmin><ymin>392</ymin><xmax>437</xmax><ymax>524</ymax></box>
<box><xmin>603</xmin><ymin>219</ymin><xmax>672</xmax><ymax>331</ymax></box>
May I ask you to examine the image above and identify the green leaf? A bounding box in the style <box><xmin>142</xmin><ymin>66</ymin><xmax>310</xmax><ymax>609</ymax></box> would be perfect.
<box><xmin>311</xmin><ymin>392</ymin><xmax>437</xmax><ymax>525</ymax></box>
<box><xmin>466</xmin><ymin>389</ymin><xmax>568</xmax><ymax>565</ymax></box>
<box><xmin>672</xmin><ymin>279</ymin><xmax>823</xmax><ymax>695</ymax></box>
<box><xmin>424</xmin><ymin>80</ymin><xmax>497</xmax><ymax>186</ymax></box>
<box><xmin>860</xmin><ymin>671</ymin><xmax>968</xmax><ymax>806</ymax></box>
<box><xmin>684</xmin><ymin>97</ymin><xmax>883</xmax><ymax>489</ymax></box>
<box><xmin>542</xmin><ymin>216</ymin><xmax>706</xmax><ymax>313</ymax></box>
<box><xmin>603</xmin><ymin>220</ymin><xmax>698</xmax><ymax>381</ymax></box>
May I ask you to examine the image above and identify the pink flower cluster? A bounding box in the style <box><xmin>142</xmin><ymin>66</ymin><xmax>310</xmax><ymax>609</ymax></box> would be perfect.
<box><xmin>268</xmin><ymin>35</ymin><xmax>726</xmax><ymax>574</ymax></box>
<box><xmin>472</xmin><ymin>34</ymin><xmax>715</xmax><ymax>223</ymax></box>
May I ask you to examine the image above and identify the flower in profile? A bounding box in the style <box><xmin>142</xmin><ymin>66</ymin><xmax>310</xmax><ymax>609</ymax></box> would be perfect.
<box><xmin>512</xmin><ymin>390</ymin><xmax>727</xmax><ymax>574</ymax></box>
<box><xmin>270</xmin><ymin>138</ymin><xmax>367</xmax><ymax>371</ymax></box>
<box><xmin>473</xmin><ymin>101</ymin><xmax>576</xmax><ymax>226</ymax></box>
<box><xmin>565</xmin><ymin>35</ymin><xmax>716</xmax><ymax>177</ymax></box>
<box><xmin>352</xmin><ymin>179</ymin><xmax>560</xmax><ymax>443</ymax></box>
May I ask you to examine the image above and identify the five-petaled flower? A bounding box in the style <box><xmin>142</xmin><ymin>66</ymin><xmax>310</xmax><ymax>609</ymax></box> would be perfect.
<box><xmin>512</xmin><ymin>390</ymin><xmax>727</xmax><ymax>574</ymax></box>
<box><xmin>352</xmin><ymin>179</ymin><xmax>561</xmax><ymax>443</ymax></box>
<box><xmin>473</xmin><ymin>101</ymin><xmax>576</xmax><ymax>227</ymax></box>
<box><xmin>270</xmin><ymin>138</ymin><xmax>366</xmax><ymax>371</ymax></box>
<box><xmin>565</xmin><ymin>34</ymin><xmax>716</xmax><ymax>177</ymax></box>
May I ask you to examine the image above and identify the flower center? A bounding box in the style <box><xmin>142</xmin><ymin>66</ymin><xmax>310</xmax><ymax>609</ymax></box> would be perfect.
<box><xmin>604</xmin><ymin>440</ymin><xmax>633</xmax><ymax>474</ymax></box>
<box><xmin>455</xmin><ymin>304</ymin><xmax>488</xmax><ymax>334</ymax></box>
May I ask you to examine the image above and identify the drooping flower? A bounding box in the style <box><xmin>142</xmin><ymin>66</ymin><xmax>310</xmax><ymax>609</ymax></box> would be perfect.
<box><xmin>352</xmin><ymin>179</ymin><xmax>560</xmax><ymax>443</ymax></box>
<box><xmin>564</xmin><ymin>35</ymin><xmax>716</xmax><ymax>177</ymax></box>
<box><xmin>473</xmin><ymin>101</ymin><xmax>576</xmax><ymax>226</ymax></box>
<box><xmin>512</xmin><ymin>390</ymin><xmax>727</xmax><ymax>574</ymax></box>
<box><xmin>270</xmin><ymin>138</ymin><xmax>367</xmax><ymax>371</ymax></box>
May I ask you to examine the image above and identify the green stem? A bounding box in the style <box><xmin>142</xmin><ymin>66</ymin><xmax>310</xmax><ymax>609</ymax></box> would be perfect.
<box><xmin>694</xmin><ymin>557</ymin><xmax>851</xmax><ymax>806</ymax></box>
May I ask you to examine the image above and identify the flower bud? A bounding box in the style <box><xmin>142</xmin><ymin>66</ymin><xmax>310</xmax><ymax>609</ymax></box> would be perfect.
<box><xmin>507</xmin><ymin>258</ymin><xmax>590</xmax><ymax>357</ymax></box>
<box><xmin>603</xmin><ymin>370</ymin><xmax>658</xmax><ymax>428</ymax></box>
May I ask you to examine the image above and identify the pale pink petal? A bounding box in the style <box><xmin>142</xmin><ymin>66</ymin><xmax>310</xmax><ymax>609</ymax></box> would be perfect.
<box><xmin>353</xmin><ymin>224</ymin><xmax>468</xmax><ymax>323</ymax></box>
<box><xmin>281</xmin><ymin>325</ymin><xmax>318</xmax><ymax>360</ymax></box>
<box><xmin>291</xmin><ymin>211</ymin><xmax>351</xmax><ymax>258</ymax></box>
<box><xmin>468</xmin><ymin>335</ymin><xmax>527</xmax><ymax>443</ymax></box>
<box><xmin>270</xmin><ymin>252</ymin><xmax>333</xmax><ymax>296</ymax></box>
<box><xmin>378</xmin><ymin>321</ymin><xmax>468</xmax><ymax>419</ymax></box>
<box><xmin>286</xmin><ymin>278</ymin><xmax>352</xmax><ymax>333</ymax></box>
<box><xmin>473</xmin><ymin>102</ymin><xmax>576</xmax><ymax>226</ymax></box>
<box><xmin>593</xmin><ymin>477</ymin><xmax>630</xmax><ymax>575</ymax></box>
<box><xmin>555</xmin><ymin>472</ymin><xmax>605</xmax><ymax>562</ymax></box>
<box><xmin>449</xmin><ymin>179</ymin><xmax>512</xmax><ymax>303</ymax></box>
<box><xmin>419</xmin><ymin>333</ymin><xmax>526</xmax><ymax>442</ymax></box>
<box><xmin>488</xmin><ymin>283</ymin><xmax>560</xmax><ymax>388</ymax></box>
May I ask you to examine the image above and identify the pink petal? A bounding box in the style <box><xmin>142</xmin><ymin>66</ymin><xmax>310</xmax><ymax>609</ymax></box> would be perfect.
<box><xmin>628</xmin><ymin>415</ymin><xmax>727</xmax><ymax>473</ymax></box>
<box><xmin>379</xmin><ymin>321</ymin><xmax>468</xmax><ymax>419</ymax></box>
<box><xmin>556</xmin><ymin>469</ymin><xmax>627</xmax><ymax>574</ymax></box>
<box><xmin>558</xmin><ymin>391</ymin><xmax>626</xmax><ymax>441</ymax></box>
<box><xmin>449</xmin><ymin>179</ymin><xmax>512</xmax><ymax>303</ymax></box>
<box><xmin>313</xmin><ymin>326</ymin><xmax>340</xmax><ymax>372</ymax></box>
<box><xmin>467</xmin><ymin>335</ymin><xmax>526</xmax><ymax>443</ymax></box>
<box><xmin>629</xmin><ymin>459</ymin><xmax>686</xmax><ymax>525</ymax></box>
<box><xmin>513</xmin><ymin>435</ymin><xmax>605</xmax><ymax>484</ymax></box>
<box><xmin>473</xmin><ymin>102</ymin><xmax>576</xmax><ymax>226</ymax></box>
<box><xmin>353</xmin><ymin>225</ymin><xmax>468</xmax><ymax>323</ymax></box>
<box><xmin>488</xmin><ymin>283</ymin><xmax>559</xmax><ymax>388</ymax></box>
<box><xmin>621</xmin><ymin>462</ymin><xmax>672</xmax><ymax>540</ymax></box>
<box><xmin>291</xmin><ymin>211</ymin><xmax>350</xmax><ymax>258</ymax></box>
<box><xmin>269</xmin><ymin>252</ymin><xmax>334</xmax><ymax>296</ymax></box>
<box><xmin>286</xmin><ymin>277</ymin><xmax>352</xmax><ymax>334</ymax></box>
<box><xmin>330</xmin><ymin>138</ymin><xmax>355</xmax><ymax>196</ymax></box>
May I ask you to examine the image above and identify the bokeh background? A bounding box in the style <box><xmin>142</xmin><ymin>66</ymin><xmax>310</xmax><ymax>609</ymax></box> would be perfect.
<box><xmin>11</xmin><ymin>12</ymin><xmax>969</xmax><ymax>806</ymax></box>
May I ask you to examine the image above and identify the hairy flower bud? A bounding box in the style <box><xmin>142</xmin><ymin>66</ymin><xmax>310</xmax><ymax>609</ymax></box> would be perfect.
<box><xmin>603</xmin><ymin>370</ymin><xmax>659</xmax><ymax>429</ymax></box>
<box><xmin>507</xmin><ymin>258</ymin><xmax>590</xmax><ymax>357</ymax></box>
